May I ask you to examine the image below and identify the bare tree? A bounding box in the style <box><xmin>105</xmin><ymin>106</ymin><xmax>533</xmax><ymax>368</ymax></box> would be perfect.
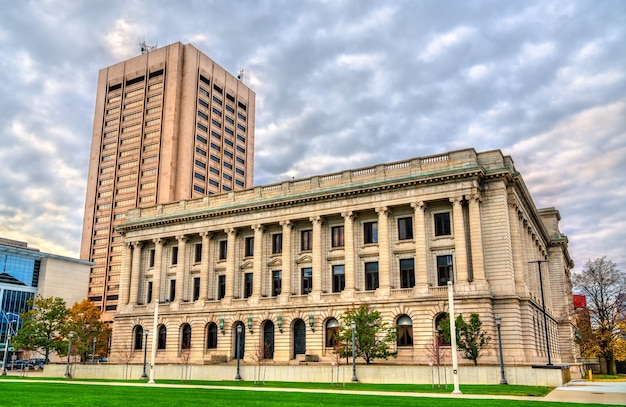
<box><xmin>117</xmin><ymin>342</ymin><xmax>135</xmax><ymax>380</ymax></box>
<box><xmin>572</xmin><ymin>257</ymin><xmax>626</xmax><ymax>374</ymax></box>
<box><xmin>425</xmin><ymin>333</ymin><xmax>448</xmax><ymax>388</ymax></box>
<box><xmin>251</xmin><ymin>342</ymin><xmax>267</xmax><ymax>384</ymax></box>
<box><xmin>179</xmin><ymin>349</ymin><xmax>192</xmax><ymax>381</ymax></box>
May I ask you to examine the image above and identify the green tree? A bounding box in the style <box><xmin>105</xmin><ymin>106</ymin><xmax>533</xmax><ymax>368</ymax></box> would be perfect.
<box><xmin>572</xmin><ymin>257</ymin><xmax>626</xmax><ymax>375</ymax></box>
<box><xmin>440</xmin><ymin>313</ymin><xmax>491</xmax><ymax>365</ymax></box>
<box><xmin>58</xmin><ymin>299</ymin><xmax>111</xmax><ymax>362</ymax></box>
<box><xmin>335</xmin><ymin>303</ymin><xmax>397</xmax><ymax>364</ymax></box>
<box><xmin>11</xmin><ymin>296</ymin><xmax>68</xmax><ymax>361</ymax></box>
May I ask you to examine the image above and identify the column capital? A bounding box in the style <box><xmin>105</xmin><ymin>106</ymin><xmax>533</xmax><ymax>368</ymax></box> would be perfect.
<box><xmin>225</xmin><ymin>227</ymin><xmax>238</xmax><ymax>236</ymax></box>
<box><xmin>251</xmin><ymin>224</ymin><xmax>265</xmax><ymax>233</ymax></box>
<box><xmin>279</xmin><ymin>219</ymin><xmax>293</xmax><ymax>228</ymax></box>
<box><xmin>375</xmin><ymin>206</ymin><xmax>391</xmax><ymax>216</ymax></box>
<box><xmin>469</xmin><ymin>191</ymin><xmax>483</xmax><ymax>203</ymax></box>
<box><xmin>132</xmin><ymin>241</ymin><xmax>143</xmax><ymax>249</ymax></box>
<box><xmin>152</xmin><ymin>237</ymin><xmax>164</xmax><ymax>246</ymax></box>
<box><xmin>411</xmin><ymin>201</ymin><xmax>426</xmax><ymax>210</ymax></box>
<box><xmin>199</xmin><ymin>231</ymin><xmax>213</xmax><ymax>239</ymax></box>
<box><xmin>175</xmin><ymin>235</ymin><xmax>189</xmax><ymax>243</ymax></box>
<box><xmin>450</xmin><ymin>196</ymin><xmax>464</xmax><ymax>206</ymax></box>
<box><xmin>309</xmin><ymin>215</ymin><xmax>324</xmax><ymax>225</ymax></box>
<box><xmin>341</xmin><ymin>211</ymin><xmax>356</xmax><ymax>220</ymax></box>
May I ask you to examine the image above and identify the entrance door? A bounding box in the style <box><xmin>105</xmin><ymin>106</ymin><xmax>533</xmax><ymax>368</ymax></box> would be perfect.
<box><xmin>263</xmin><ymin>321</ymin><xmax>274</xmax><ymax>360</ymax></box>
<box><xmin>293</xmin><ymin>319</ymin><xmax>306</xmax><ymax>358</ymax></box>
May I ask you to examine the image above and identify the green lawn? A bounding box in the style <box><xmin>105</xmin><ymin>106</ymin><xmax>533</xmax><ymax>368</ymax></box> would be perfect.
<box><xmin>0</xmin><ymin>381</ymin><xmax>608</xmax><ymax>407</ymax></box>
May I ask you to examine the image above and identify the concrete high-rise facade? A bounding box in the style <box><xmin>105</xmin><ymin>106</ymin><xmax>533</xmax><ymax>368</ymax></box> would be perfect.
<box><xmin>80</xmin><ymin>42</ymin><xmax>255</xmax><ymax>319</ymax></box>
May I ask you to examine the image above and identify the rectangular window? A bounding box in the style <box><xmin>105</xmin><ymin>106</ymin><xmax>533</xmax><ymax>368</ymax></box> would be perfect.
<box><xmin>209</xmin><ymin>179</ymin><xmax>219</xmax><ymax>187</ymax></box>
<box><xmin>210</xmin><ymin>155</ymin><xmax>220</xmax><ymax>163</ymax></box>
<box><xmin>237</xmin><ymin>134</ymin><xmax>245</xmax><ymax>143</ymax></box>
<box><xmin>212</xmin><ymin>96</ymin><xmax>222</xmax><ymax>105</ymax></box>
<box><xmin>169</xmin><ymin>279</ymin><xmax>176</xmax><ymax>302</ymax></box>
<box><xmin>197</xmin><ymin>123</ymin><xmax>208</xmax><ymax>132</ymax></box>
<box><xmin>193</xmin><ymin>277</ymin><xmax>200</xmax><ymax>301</ymax></box>
<box><xmin>223</xmin><ymin>161</ymin><xmax>233</xmax><ymax>169</ymax></box>
<box><xmin>244</xmin><ymin>273</ymin><xmax>253</xmax><ymax>298</ymax></box>
<box><xmin>331</xmin><ymin>226</ymin><xmax>344</xmax><ymax>248</ymax></box>
<box><xmin>301</xmin><ymin>267</ymin><xmax>312</xmax><ymax>294</ymax></box>
<box><xmin>332</xmin><ymin>265</ymin><xmax>345</xmax><ymax>293</ymax></box>
<box><xmin>225</xmin><ymin>138</ymin><xmax>234</xmax><ymax>147</ymax></box>
<box><xmin>147</xmin><ymin>281</ymin><xmax>153</xmax><ymax>304</ymax></box>
<box><xmin>434</xmin><ymin>212</ymin><xmax>451</xmax><ymax>236</ymax></box>
<box><xmin>364</xmin><ymin>222</ymin><xmax>378</xmax><ymax>244</ymax></box>
<box><xmin>195</xmin><ymin>160</ymin><xmax>206</xmax><ymax>169</ymax></box>
<box><xmin>194</xmin><ymin>172</ymin><xmax>205</xmax><ymax>181</ymax></box>
<box><xmin>224</xmin><ymin>150</ymin><xmax>233</xmax><ymax>158</ymax></box>
<box><xmin>272</xmin><ymin>271</ymin><xmax>282</xmax><ymax>296</ymax></box>
<box><xmin>236</xmin><ymin>146</ymin><xmax>245</xmax><ymax>154</ymax></box>
<box><xmin>218</xmin><ymin>275</ymin><xmax>226</xmax><ymax>300</ymax></box>
<box><xmin>236</xmin><ymin>168</ymin><xmax>244</xmax><ymax>176</ymax></box>
<box><xmin>211</xmin><ymin>130</ymin><xmax>221</xmax><ymax>140</ymax></box>
<box><xmin>196</xmin><ymin>147</ymin><xmax>206</xmax><ymax>156</ymax></box>
<box><xmin>218</xmin><ymin>240</ymin><xmax>227</xmax><ymax>260</ymax></box>
<box><xmin>199</xmin><ymin>99</ymin><xmax>209</xmax><ymax>108</ymax></box>
<box><xmin>272</xmin><ymin>233</ymin><xmax>282</xmax><ymax>254</ymax></box>
<box><xmin>237</xmin><ymin>123</ymin><xmax>246</xmax><ymax>132</ymax></box>
<box><xmin>236</xmin><ymin>179</ymin><xmax>244</xmax><ymax>187</ymax></box>
<box><xmin>437</xmin><ymin>255</ymin><xmax>454</xmax><ymax>286</ymax></box>
<box><xmin>198</xmin><ymin>110</ymin><xmax>209</xmax><ymax>120</ymax></box>
<box><xmin>365</xmin><ymin>262</ymin><xmax>379</xmax><ymax>291</ymax></box>
<box><xmin>398</xmin><ymin>217</ymin><xmax>413</xmax><ymax>240</ymax></box>
<box><xmin>212</xmin><ymin>107</ymin><xmax>222</xmax><ymax>116</ymax></box>
<box><xmin>400</xmin><ymin>258</ymin><xmax>415</xmax><ymax>288</ymax></box>
<box><xmin>149</xmin><ymin>249</ymin><xmax>155</xmax><ymax>268</ymax></box>
<box><xmin>194</xmin><ymin>243</ymin><xmax>202</xmax><ymax>263</ymax></box>
<box><xmin>209</xmin><ymin>167</ymin><xmax>219</xmax><ymax>175</ymax></box>
<box><xmin>210</xmin><ymin>142</ymin><xmax>220</xmax><ymax>151</ymax></box>
<box><xmin>226</xmin><ymin>116</ymin><xmax>234</xmax><ymax>124</ymax></box>
<box><xmin>171</xmin><ymin>246</ymin><xmax>178</xmax><ymax>265</ymax></box>
<box><xmin>226</xmin><ymin>104</ymin><xmax>235</xmax><ymax>113</ymax></box>
<box><xmin>236</xmin><ymin>157</ymin><xmax>245</xmax><ymax>165</ymax></box>
<box><xmin>245</xmin><ymin>237</ymin><xmax>254</xmax><ymax>257</ymax></box>
<box><xmin>301</xmin><ymin>230</ymin><xmax>312</xmax><ymax>251</ymax></box>
<box><xmin>196</xmin><ymin>134</ymin><xmax>207</xmax><ymax>144</ymax></box>
<box><xmin>193</xmin><ymin>185</ymin><xmax>205</xmax><ymax>193</ymax></box>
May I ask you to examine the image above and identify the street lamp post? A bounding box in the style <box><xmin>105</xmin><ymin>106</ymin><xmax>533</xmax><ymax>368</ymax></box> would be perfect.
<box><xmin>2</xmin><ymin>320</ymin><xmax>16</xmax><ymax>376</ymax></box>
<box><xmin>530</xmin><ymin>260</ymin><xmax>552</xmax><ymax>365</ymax></box>
<box><xmin>235</xmin><ymin>324</ymin><xmax>242</xmax><ymax>380</ymax></box>
<box><xmin>148</xmin><ymin>299</ymin><xmax>159</xmax><ymax>384</ymax></box>
<box><xmin>92</xmin><ymin>337</ymin><xmax>97</xmax><ymax>365</ymax></box>
<box><xmin>141</xmin><ymin>329</ymin><xmax>149</xmax><ymax>379</ymax></box>
<box><xmin>447</xmin><ymin>281</ymin><xmax>462</xmax><ymax>394</ymax></box>
<box><xmin>65</xmin><ymin>331</ymin><xmax>74</xmax><ymax>379</ymax></box>
<box><xmin>495</xmin><ymin>315</ymin><xmax>507</xmax><ymax>384</ymax></box>
<box><xmin>350</xmin><ymin>320</ymin><xmax>358</xmax><ymax>382</ymax></box>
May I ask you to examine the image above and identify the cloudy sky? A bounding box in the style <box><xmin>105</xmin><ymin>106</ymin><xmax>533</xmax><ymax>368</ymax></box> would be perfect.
<box><xmin>0</xmin><ymin>0</ymin><xmax>624</xmax><ymax>275</ymax></box>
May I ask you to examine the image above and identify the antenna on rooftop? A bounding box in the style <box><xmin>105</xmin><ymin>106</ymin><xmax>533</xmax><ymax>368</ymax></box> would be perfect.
<box><xmin>140</xmin><ymin>37</ymin><xmax>158</xmax><ymax>54</ymax></box>
<box><xmin>237</xmin><ymin>67</ymin><xmax>245</xmax><ymax>82</ymax></box>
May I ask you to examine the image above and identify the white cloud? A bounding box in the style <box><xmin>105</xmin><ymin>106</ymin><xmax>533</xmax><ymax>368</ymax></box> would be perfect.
<box><xmin>419</xmin><ymin>26</ymin><xmax>476</xmax><ymax>62</ymax></box>
<box><xmin>103</xmin><ymin>19</ymin><xmax>142</xmax><ymax>60</ymax></box>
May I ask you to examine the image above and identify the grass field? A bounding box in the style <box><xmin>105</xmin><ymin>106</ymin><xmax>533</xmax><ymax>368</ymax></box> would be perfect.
<box><xmin>0</xmin><ymin>381</ymin><xmax>610</xmax><ymax>407</ymax></box>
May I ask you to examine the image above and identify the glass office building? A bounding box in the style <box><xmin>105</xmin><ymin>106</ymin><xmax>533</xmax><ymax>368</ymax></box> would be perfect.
<box><xmin>0</xmin><ymin>237</ymin><xmax>91</xmax><ymax>354</ymax></box>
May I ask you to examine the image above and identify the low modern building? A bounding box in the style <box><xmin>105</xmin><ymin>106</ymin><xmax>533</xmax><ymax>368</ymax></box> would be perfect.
<box><xmin>111</xmin><ymin>148</ymin><xmax>577</xmax><ymax>368</ymax></box>
<box><xmin>0</xmin><ymin>237</ymin><xmax>92</xmax><ymax>358</ymax></box>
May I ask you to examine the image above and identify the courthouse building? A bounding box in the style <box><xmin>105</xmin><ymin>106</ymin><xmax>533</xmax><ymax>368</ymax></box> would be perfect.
<box><xmin>111</xmin><ymin>148</ymin><xmax>577</xmax><ymax>367</ymax></box>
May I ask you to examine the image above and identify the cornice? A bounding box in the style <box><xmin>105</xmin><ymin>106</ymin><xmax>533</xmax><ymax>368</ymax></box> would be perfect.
<box><xmin>118</xmin><ymin>165</ymin><xmax>514</xmax><ymax>233</ymax></box>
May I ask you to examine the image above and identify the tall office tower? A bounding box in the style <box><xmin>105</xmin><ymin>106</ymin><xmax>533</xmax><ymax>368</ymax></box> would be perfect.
<box><xmin>80</xmin><ymin>42</ymin><xmax>255</xmax><ymax>320</ymax></box>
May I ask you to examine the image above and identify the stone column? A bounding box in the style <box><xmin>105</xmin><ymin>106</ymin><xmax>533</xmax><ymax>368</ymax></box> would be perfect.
<box><xmin>152</xmin><ymin>238</ymin><xmax>163</xmax><ymax>303</ymax></box>
<box><xmin>199</xmin><ymin>232</ymin><xmax>211</xmax><ymax>301</ymax></box>
<box><xmin>174</xmin><ymin>235</ymin><xmax>188</xmax><ymax>302</ymax></box>
<box><xmin>376</xmin><ymin>206</ymin><xmax>391</xmax><ymax>294</ymax></box>
<box><xmin>310</xmin><ymin>216</ymin><xmax>324</xmax><ymax>297</ymax></box>
<box><xmin>128</xmin><ymin>241</ymin><xmax>143</xmax><ymax>305</ymax></box>
<box><xmin>468</xmin><ymin>192</ymin><xmax>487</xmax><ymax>283</ymax></box>
<box><xmin>224</xmin><ymin>228</ymin><xmax>237</xmax><ymax>302</ymax></box>
<box><xmin>450</xmin><ymin>197</ymin><xmax>468</xmax><ymax>283</ymax></box>
<box><xmin>411</xmin><ymin>201</ymin><xmax>429</xmax><ymax>290</ymax></box>
<box><xmin>342</xmin><ymin>211</ymin><xmax>356</xmax><ymax>296</ymax></box>
<box><xmin>507</xmin><ymin>196</ymin><xmax>526</xmax><ymax>295</ymax></box>
<box><xmin>118</xmin><ymin>242</ymin><xmax>133</xmax><ymax>306</ymax></box>
<box><xmin>280</xmin><ymin>220</ymin><xmax>292</xmax><ymax>302</ymax></box>
<box><xmin>252</xmin><ymin>224</ymin><xmax>264</xmax><ymax>298</ymax></box>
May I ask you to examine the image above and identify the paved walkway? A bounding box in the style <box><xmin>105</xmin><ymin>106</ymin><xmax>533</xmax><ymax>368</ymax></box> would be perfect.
<box><xmin>542</xmin><ymin>380</ymin><xmax>626</xmax><ymax>405</ymax></box>
<box><xmin>1</xmin><ymin>377</ymin><xmax>625</xmax><ymax>405</ymax></box>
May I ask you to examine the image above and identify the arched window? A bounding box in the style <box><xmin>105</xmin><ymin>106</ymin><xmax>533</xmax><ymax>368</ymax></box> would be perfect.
<box><xmin>435</xmin><ymin>313</ymin><xmax>450</xmax><ymax>346</ymax></box>
<box><xmin>181</xmin><ymin>324</ymin><xmax>192</xmax><ymax>350</ymax></box>
<box><xmin>134</xmin><ymin>325</ymin><xmax>144</xmax><ymax>350</ymax></box>
<box><xmin>397</xmin><ymin>315</ymin><xmax>413</xmax><ymax>347</ymax></box>
<box><xmin>206</xmin><ymin>323</ymin><xmax>218</xmax><ymax>349</ymax></box>
<box><xmin>325</xmin><ymin>318</ymin><xmax>339</xmax><ymax>348</ymax></box>
<box><xmin>158</xmin><ymin>325</ymin><xmax>167</xmax><ymax>350</ymax></box>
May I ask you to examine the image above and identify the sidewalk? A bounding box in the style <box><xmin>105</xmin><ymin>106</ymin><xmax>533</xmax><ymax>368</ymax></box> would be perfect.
<box><xmin>542</xmin><ymin>380</ymin><xmax>626</xmax><ymax>406</ymax></box>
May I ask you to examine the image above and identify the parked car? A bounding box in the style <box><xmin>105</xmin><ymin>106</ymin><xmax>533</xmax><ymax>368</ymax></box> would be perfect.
<box><xmin>28</xmin><ymin>358</ymin><xmax>48</xmax><ymax>368</ymax></box>
<box><xmin>7</xmin><ymin>360</ymin><xmax>33</xmax><ymax>370</ymax></box>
